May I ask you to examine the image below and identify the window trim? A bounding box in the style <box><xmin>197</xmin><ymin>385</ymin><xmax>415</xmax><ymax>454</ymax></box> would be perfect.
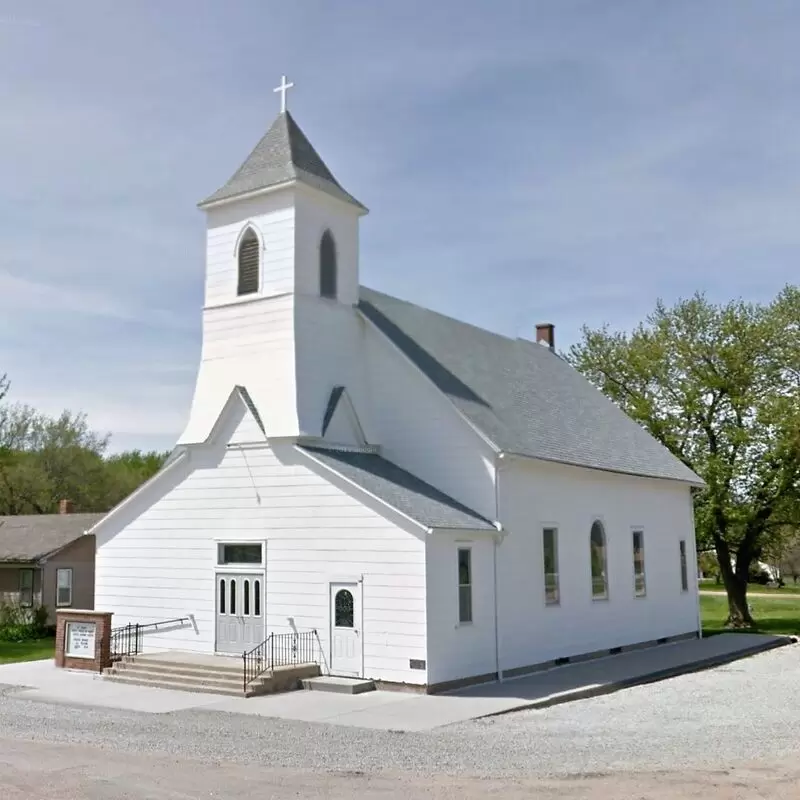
<box><xmin>542</xmin><ymin>525</ymin><xmax>560</xmax><ymax>606</ymax></box>
<box><xmin>679</xmin><ymin>539</ymin><xmax>689</xmax><ymax>592</ymax></box>
<box><xmin>216</xmin><ymin>542</ymin><xmax>265</xmax><ymax>568</ymax></box>
<box><xmin>236</xmin><ymin>226</ymin><xmax>262</xmax><ymax>297</ymax></box>
<box><xmin>56</xmin><ymin>567</ymin><xmax>74</xmax><ymax>607</ymax></box>
<box><xmin>19</xmin><ymin>568</ymin><xmax>34</xmax><ymax>608</ymax></box>
<box><xmin>632</xmin><ymin>528</ymin><xmax>646</xmax><ymax>598</ymax></box>
<box><xmin>319</xmin><ymin>228</ymin><xmax>338</xmax><ymax>300</ymax></box>
<box><xmin>590</xmin><ymin>519</ymin><xmax>609</xmax><ymax>601</ymax></box>
<box><xmin>457</xmin><ymin>546</ymin><xmax>473</xmax><ymax>625</ymax></box>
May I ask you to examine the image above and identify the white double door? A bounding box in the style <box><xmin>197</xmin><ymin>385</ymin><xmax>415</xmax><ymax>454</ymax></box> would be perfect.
<box><xmin>215</xmin><ymin>573</ymin><xmax>264</xmax><ymax>654</ymax></box>
<box><xmin>330</xmin><ymin>582</ymin><xmax>362</xmax><ymax>677</ymax></box>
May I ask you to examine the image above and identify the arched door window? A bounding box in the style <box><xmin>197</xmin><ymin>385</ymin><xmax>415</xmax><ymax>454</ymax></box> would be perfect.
<box><xmin>237</xmin><ymin>227</ymin><xmax>260</xmax><ymax>296</ymax></box>
<box><xmin>590</xmin><ymin>520</ymin><xmax>608</xmax><ymax>599</ymax></box>
<box><xmin>319</xmin><ymin>229</ymin><xmax>337</xmax><ymax>299</ymax></box>
<box><xmin>334</xmin><ymin>589</ymin><xmax>354</xmax><ymax>628</ymax></box>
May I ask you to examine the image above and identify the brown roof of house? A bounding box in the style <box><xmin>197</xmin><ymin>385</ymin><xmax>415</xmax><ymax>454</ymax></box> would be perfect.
<box><xmin>0</xmin><ymin>513</ymin><xmax>103</xmax><ymax>562</ymax></box>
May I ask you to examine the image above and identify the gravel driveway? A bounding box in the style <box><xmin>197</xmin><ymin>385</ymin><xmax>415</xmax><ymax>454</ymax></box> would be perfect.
<box><xmin>1</xmin><ymin>645</ymin><xmax>799</xmax><ymax>797</ymax></box>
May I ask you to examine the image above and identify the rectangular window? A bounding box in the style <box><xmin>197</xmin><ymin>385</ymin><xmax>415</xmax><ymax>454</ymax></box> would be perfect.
<box><xmin>680</xmin><ymin>540</ymin><xmax>689</xmax><ymax>592</ymax></box>
<box><xmin>632</xmin><ymin>530</ymin><xmax>646</xmax><ymax>597</ymax></box>
<box><xmin>542</xmin><ymin>527</ymin><xmax>559</xmax><ymax>605</ymax></box>
<box><xmin>458</xmin><ymin>548</ymin><xmax>472</xmax><ymax>623</ymax></box>
<box><xmin>217</xmin><ymin>543</ymin><xmax>262</xmax><ymax>565</ymax></box>
<box><xmin>19</xmin><ymin>569</ymin><xmax>34</xmax><ymax>608</ymax></box>
<box><xmin>56</xmin><ymin>568</ymin><xmax>73</xmax><ymax>607</ymax></box>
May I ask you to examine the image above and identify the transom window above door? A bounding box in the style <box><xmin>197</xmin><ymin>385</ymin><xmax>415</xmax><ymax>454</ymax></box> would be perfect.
<box><xmin>217</xmin><ymin>543</ymin><xmax>263</xmax><ymax>565</ymax></box>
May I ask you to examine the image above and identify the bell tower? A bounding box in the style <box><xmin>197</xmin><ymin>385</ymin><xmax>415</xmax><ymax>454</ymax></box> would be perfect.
<box><xmin>177</xmin><ymin>77</ymin><xmax>369</xmax><ymax>445</ymax></box>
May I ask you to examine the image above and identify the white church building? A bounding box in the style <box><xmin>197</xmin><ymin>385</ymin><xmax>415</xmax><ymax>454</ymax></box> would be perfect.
<box><xmin>90</xmin><ymin>82</ymin><xmax>703</xmax><ymax>692</ymax></box>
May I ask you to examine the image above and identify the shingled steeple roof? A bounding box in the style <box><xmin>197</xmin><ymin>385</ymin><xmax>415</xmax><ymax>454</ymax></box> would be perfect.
<box><xmin>199</xmin><ymin>110</ymin><xmax>366</xmax><ymax>211</ymax></box>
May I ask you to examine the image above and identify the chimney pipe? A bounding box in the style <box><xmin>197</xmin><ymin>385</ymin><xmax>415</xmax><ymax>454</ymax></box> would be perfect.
<box><xmin>536</xmin><ymin>323</ymin><xmax>555</xmax><ymax>351</ymax></box>
<box><xmin>59</xmin><ymin>499</ymin><xmax>74</xmax><ymax>515</ymax></box>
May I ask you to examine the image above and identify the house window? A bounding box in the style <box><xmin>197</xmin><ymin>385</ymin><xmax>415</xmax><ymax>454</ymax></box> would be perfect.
<box><xmin>254</xmin><ymin>580</ymin><xmax>261</xmax><ymax>617</ymax></box>
<box><xmin>56</xmin><ymin>568</ymin><xmax>73</xmax><ymax>607</ymax></box>
<box><xmin>19</xmin><ymin>569</ymin><xmax>34</xmax><ymax>608</ymax></box>
<box><xmin>680</xmin><ymin>540</ymin><xmax>689</xmax><ymax>592</ymax></box>
<box><xmin>458</xmin><ymin>548</ymin><xmax>473</xmax><ymax>623</ymax></box>
<box><xmin>218</xmin><ymin>543</ymin><xmax>262</xmax><ymax>565</ymax></box>
<box><xmin>590</xmin><ymin>520</ymin><xmax>608</xmax><ymax>599</ymax></box>
<box><xmin>319</xmin><ymin>229</ymin><xmax>337</xmax><ymax>299</ymax></box>
<box><xmin>632</xmin><ymin>530</ymin><xmax>646</xmax><ymax>597</ymax></box>
<box><xmin>237</xmin><ymin>227</ymin><xmax>260</xmax><ymax>296</ymax></box>
<box><xmin>542</xmin><ymin>527</ymin><xmax>559</xmax><ymax>605</ymax></box>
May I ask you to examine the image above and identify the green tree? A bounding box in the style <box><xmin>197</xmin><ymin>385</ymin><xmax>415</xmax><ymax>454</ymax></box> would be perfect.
<box><xmin>567</xmin><ymin>286</ymin><xmax>800</xmax><ymax>628</ymax></box>
<box><xmin>0</xmin><ymin>401</ymin><xmax>168</xmax><ymax>514</ymax></box>
<box><xmin>102</xmin><ymin>449</ymin><xmax>169</xmax><ymax>509</ymax></box>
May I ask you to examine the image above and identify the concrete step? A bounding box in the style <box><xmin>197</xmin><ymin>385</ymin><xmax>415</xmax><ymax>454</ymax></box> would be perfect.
<box><xmin>104</xmin><ymin>673</ymin><xmax>246</xmax><ymax>697</ymax></box>
<box><xmin>126</xmin><ymin>655</ymin><xmax>242</xmax><ymax>675</ymax></box>
<box><xmin>302</xmin><ymin>676</ymin><xmax>376</xmax><ymax>694</ymax></box>
<box><xmin>104</xmin><ymin>655</ymin><xmax>321</xmax><ymax>698</ymax></box>
<box><xmin>108</xmin><ymin>666</ymin><xmax>243</xmax><ymax>690</ymax></box>
<box><xmin>113</xmin><ymin>662</ymin><xmax>243</xmax><ymax>683</ymax></box>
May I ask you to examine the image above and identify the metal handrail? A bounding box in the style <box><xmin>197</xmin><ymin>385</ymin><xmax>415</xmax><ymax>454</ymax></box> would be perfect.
<box><xmin>242</xmin><ymin>629</ymin><xmax>318</xmax><ymax>693</ymax></box>
<box><xmin>110</xmin><ymin>617</ymin><xmax>189</xmax><ymax>660</ymax></box>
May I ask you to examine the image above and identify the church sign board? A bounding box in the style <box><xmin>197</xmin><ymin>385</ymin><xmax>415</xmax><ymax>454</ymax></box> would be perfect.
<box><xmin>65</xmin><ymin>621</ymin><xmax>96</xmax><ymax>659</ymax></box>
<box><xmin>55</xmin><ymin>610</ymin><xmax>114</xmax><ymax>672</ymax></box>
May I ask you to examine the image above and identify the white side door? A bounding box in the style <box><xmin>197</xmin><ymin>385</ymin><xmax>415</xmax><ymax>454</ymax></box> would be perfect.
<box><xmin>329</xmin><ymin>582</ymin><xmax>362</xmax><ymax>677</ymax></box>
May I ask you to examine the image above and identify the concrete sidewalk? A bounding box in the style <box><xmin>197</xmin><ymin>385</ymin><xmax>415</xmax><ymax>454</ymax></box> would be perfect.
<box><xmin>452</xmin><ymin>632</ymin><xmax>792</xmax><ymax>715</ymax></box>
<box><xmin>0</xmin><ymin>633</ymin><xmax>792</xmax><ymax>731</ymax></box>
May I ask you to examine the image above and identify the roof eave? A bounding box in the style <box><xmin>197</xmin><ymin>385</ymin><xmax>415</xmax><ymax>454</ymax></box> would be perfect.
<box><xmin>197</xmin><ymin>178</ymin><xmax>298</xmax><ymax>210</ymax></box>
<box><xmin>498</xmin><ymin>450</ymin><xmax>705</xmax><ymax>488</ymax></box>
<box><xmin>198</xmin><ymin>175</ymin><xmax>368</xmax><ymax>215</ymax></box>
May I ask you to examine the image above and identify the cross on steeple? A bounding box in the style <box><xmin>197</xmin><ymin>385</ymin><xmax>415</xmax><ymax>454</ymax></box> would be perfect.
<box><xmin>273</xmin><ymin>75</ymin><xmax>294</xmax><ymax>113</ymax></box>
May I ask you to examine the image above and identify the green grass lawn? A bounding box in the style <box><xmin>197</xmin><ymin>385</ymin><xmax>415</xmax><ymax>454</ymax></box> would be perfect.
<box><xmin>701</xmin><ymin>594</ymin><xmax>800</xmax><ymax>636</ymax></box>
<box><xmin>699</xmin><ymin>579</ymin><xmax>800</xmax><ymax>594</ymax></box>
<box><xmin>0</xmin><ymin>637</ymin><xmax>55</xmax><ymax>664</ymax></box>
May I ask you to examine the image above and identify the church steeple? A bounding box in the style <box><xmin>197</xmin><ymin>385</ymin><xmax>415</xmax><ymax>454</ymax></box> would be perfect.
<box><xmin>180</xmin><ymin>77</ymin><xmax>369</xmax><ymax>446</ymax></box>
<box><xmin>199</xmin><ymin>109</ymin><xmax>366</xmax><ymax>211</ymax></box>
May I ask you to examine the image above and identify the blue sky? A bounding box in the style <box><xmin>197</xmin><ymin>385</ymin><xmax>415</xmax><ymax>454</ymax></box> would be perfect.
<box><xmin>1</xmin><ymin>1</ymin><xmax>799</xmax><ymax>453</ymax></box>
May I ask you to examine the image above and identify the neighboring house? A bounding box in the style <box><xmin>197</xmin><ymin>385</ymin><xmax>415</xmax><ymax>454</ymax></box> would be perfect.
<box><xmin>89</xmin><ymin>94</ymin><xmax>704</xmax><ymax>692</ymax></box>
<box><xmin>0</xmin><ymin>502</ymin><xmax>102</xmax><ymax>623</ymax></box>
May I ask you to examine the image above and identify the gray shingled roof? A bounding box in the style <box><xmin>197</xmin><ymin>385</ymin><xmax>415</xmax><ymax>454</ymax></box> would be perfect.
<box><xmin>358</xmin><ymin>288</ymin><xmax>702</xmax><ymax>485</ymax></box>
<box><xmin>300</xmin><ymin>446</ymin><xmax>496</xmax><ymax>531</ymax></box>
<box><xmin>0</xmin><ymin>514</ymin><xmax>103</xmax><ymax>562</ymax></box>
<box><xmin>200</xmin><ymin>111</ymin><xmax>366</xmax><ymax>210</ymax></box>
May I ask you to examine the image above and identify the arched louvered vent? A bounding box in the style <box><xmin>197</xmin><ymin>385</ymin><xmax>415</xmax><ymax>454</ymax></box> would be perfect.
<box><xmin>237</xmin><ymin>229</ymin><xmax>260</xmax><ymax>296</ymax></box>
<box><xmin>319</xmin><ymin>229</ymin><xmax>337</xmax><ymax>299</ymax></box>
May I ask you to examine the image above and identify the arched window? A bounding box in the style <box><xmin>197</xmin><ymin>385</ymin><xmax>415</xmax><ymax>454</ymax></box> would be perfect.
<box><xmin>590</xmin><ymin>520</ymin><xmax>608</xmax><ymax>599</ymax></box>
<box><xmin>334</xmin><ymin>589</ymin><xmax>354</xmax><ymax>628</ymax></box>
<box><xmin>237</xmin><ymin>227</ymin><xmax>260</xmax><ymax>296</ymax></box>
<box><xmin>319</xmin><ymin>229</ymin><xmax>337</xmax><ymax>299</ymax></box>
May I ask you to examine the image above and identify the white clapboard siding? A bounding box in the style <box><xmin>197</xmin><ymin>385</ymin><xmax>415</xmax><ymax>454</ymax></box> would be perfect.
<box><xmin>95</xmin><ymin>404</ymin><xmax>428</xmax><ymax>685</ymax></box>
<box><xmin>496</xmin><ymin>459</ymin><xmax>699</xmax><ymax>670</ymax></box>
<box><xmin>364</xmin><ymin>322</ymin><xmax>497</xmax><ymax>522</ymax></box>
<box><xmin>205</xmin><ymin>192</ymin><xmax>296</xmax><ymax>306</ymax></box>
<box><xmin>178</xmin><ymin>293</ymin><xmax>299</xmax><ymax>443</ymax></box>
